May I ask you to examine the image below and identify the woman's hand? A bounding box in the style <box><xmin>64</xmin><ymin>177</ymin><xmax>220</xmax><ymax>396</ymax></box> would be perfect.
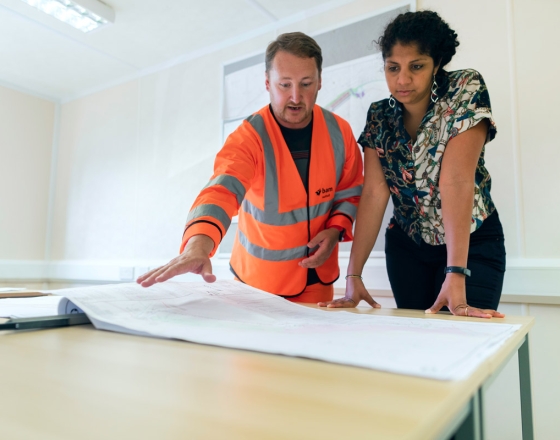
<box><xmin>318</xmin><ymin>277</ymin><xmax>381</xmax><ymax>309</ymax></box>
<box><xmin>425</xmin><ymin>273</ymin><xmax>504</xmax><ymax>319</ymax></box>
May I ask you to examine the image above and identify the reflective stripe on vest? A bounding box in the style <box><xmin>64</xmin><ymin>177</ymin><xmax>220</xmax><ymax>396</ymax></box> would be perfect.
<box><xmin>187</xmin><ymin>204</ymin><xmax>231</xmax><ymax>230</ymax></box>
<box><xmin>321</xmin><ymin>108</ymin><xmax>345</xmax><ymax>185</ymax></box>
<box><xmin>332</xmin><ymin>201</ymin><xmax>357</xmax><ymax>218</ymax></box>
<box><xmin>241</xmin><ymin>198</ymin><xmax>332</xmax><ymax>226</ymax></box>
<box><xmin>238</xmin><ymin>230</ymin><xmax>308</xmax><ymax>261</ymax></box>
<box><xmin>203</xmin><ymin>174</ymin><xmax>246</xmax><ymax>205</ymax></box>
<box><xmin>333</xmin><ymin>185</ymin><xmax>363</xmax><ymax>203</ymax></box>
<box><xmin>246</xmin><ymin>113</ymin><xmax>279</xmax><ymax>214</ymax></box>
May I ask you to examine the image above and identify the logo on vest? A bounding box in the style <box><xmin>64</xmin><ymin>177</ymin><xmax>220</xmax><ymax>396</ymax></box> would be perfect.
<box><xmin>315</xmin><ymin>187</ymin><xmax>333</xmax><ymax>198</ymax></box>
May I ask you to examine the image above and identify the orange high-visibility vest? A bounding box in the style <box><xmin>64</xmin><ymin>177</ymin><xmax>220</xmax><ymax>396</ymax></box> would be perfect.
<box><xmin>181</xmin><ymin>105</ymin><xmax>363</xmax><ymax>296</ymax></box>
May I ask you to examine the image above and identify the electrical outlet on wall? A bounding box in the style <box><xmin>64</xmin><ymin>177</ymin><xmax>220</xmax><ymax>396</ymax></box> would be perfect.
<box><xmin>134</xmin><ymin>266</ymin><xmax>150</xmax><ymax>279</ymax></box>
<box><xmin>119</xmin><ymin>267</ymin><xmax>134</xmax><ymax>281</ymax></box>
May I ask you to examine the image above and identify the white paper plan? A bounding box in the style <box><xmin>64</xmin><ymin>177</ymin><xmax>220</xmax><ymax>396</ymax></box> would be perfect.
<box><xmin>0</xmin><ymin>295</ymin><xmax>83</xmax><ymax>318</ymax></box>
<box><xmin>56</xmin><ymin>280</ymin><xmax>521</xmax><ymax>381</ymax></box>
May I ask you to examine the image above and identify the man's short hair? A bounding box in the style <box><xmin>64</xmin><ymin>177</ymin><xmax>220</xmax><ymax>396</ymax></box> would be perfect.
<box><xmin>265</xmin><ymin>32</ymin><xmax>323</xmax><ymax>74</ymax></box>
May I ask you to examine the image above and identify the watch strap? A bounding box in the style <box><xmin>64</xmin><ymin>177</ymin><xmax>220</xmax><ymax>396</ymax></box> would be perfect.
<box><xmin>444</xmin><ymin>266</ymin><xmax>471</xmax><ymax>277</ymax></box>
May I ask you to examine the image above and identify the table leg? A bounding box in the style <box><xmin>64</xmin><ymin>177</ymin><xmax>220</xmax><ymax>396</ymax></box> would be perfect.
<box><xmin>454</xmin><ymin>391</ymin><xmax>483</xmax><ymax>440</ymax></box>
<box><xmin>518</xmin><ymin>335</ymin><xmax>534</xmax><ymax>440</ymax></box>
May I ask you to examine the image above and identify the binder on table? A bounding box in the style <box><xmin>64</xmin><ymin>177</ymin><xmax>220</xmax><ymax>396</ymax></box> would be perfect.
<box><xmin>0</xmin><ymin>313</ymin><xmax>91</xmax><ymax>330</ymax></box>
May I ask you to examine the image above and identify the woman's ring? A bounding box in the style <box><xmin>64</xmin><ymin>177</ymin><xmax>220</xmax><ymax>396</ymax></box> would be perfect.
<box><xmin>464</xmin><ymin>306</ymin><xmax>469</xmax><ymax>316</ymax></box>
<box><xmin>453</xmin><ymin>303</ymin><xmax>467</xmax><ymax>313</ymax></box>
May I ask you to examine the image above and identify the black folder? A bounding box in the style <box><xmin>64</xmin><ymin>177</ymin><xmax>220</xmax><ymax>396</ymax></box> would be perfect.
<box><xmin>0</xmin><ymin>313</ymin><xmax>91</xmax><ymax>330</ymax></box>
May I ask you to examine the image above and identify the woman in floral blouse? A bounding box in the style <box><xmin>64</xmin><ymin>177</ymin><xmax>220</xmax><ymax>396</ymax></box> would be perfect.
<box><xmin>319</xmin><ymin>11</ymin><xmax>506</xmax><ymax>318</ymax></box>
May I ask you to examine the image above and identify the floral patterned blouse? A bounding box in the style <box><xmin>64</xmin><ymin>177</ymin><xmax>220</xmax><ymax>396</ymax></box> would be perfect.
<box><xmin>358</xmin><ymin>69</ymin><xmax>497</xmax><ymax>245</ymax></box>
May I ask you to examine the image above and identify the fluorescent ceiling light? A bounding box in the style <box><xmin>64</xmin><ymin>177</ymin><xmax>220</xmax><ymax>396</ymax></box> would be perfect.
<box><xmin>19</xmin><ymin>0</ymin><xmax>115</xmax><ymax>33</ymax></box>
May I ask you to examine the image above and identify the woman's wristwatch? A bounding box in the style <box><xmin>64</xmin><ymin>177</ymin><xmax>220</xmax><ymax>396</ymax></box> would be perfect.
<box><xmin>444</xmin><ymin>266</ymin><xmax>471</xmax><ymax>277</ymax></box>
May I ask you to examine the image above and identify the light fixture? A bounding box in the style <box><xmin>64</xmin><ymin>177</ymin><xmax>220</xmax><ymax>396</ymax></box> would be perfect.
<box><xmin>19</xmin><ymin>0</ymin><xmax>115</xmax><ymax>33</ymax></box>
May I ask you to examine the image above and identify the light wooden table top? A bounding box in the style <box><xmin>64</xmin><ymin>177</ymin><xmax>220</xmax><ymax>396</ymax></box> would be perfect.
<box><xmin>0</xmin><ymin>307</ymin><xmax>534</xmax><ymax>440</ymax></box>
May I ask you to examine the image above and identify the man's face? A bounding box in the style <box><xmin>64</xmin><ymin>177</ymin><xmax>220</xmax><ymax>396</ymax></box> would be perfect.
<box><xmin>266</xmin><ymin>51</ymin><xmax>321</xmax><ymax>129</ymax></box>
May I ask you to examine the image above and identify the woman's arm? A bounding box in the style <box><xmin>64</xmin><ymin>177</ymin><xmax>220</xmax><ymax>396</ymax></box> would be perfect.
<box><xmin>426</xmin><ymin>120</ymin><xmax>504</xmax><ymax>318</ymax></box>
<box><xmin>318</xmin><ymin>147</ymin><xmax>390</xmax><ymax>308</ymax></box>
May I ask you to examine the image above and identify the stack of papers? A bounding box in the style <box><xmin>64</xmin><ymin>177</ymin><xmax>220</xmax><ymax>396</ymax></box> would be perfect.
<box><xmin>0</xmin><ymin>296</ymin><xmax>83</xmax><ymax>318</ymax></box>
<box><xmin>48</xmin><ymin>280</ymin><xmax>521</xmax><ymax>381</ymax></box>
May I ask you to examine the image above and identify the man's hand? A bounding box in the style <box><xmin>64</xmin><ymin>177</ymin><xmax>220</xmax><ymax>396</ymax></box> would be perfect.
<box><xmin>425</xmin><ymin>274</ymin><xmax>505</xmax><ymax>319</ymax></box>
<box><xmin>298</xmin><ymin>228</ymin><xmax>340</xmax><ymax>269</ymax></box>
<box><xmin>318</xmin><ymin>276</ymin><xmax>381</xmax><ymax>308</ymax></box>
<box><xmin>136</xmin><ymin>235</ymin><xmax>216</xmax><ymax>287</ymax></box>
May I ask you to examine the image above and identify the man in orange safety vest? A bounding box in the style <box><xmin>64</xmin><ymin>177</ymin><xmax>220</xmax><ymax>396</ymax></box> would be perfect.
<box><xmin>138</xmin><ymin>32</ymin><xmax>363</xmax><ymax>304</ymax></box>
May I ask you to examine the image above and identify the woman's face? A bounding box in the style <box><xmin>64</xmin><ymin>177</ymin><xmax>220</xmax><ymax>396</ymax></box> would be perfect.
<box><xmin>384</xmin><ymin>42</ymin><xmax>438</xmax><ymax>108</ymax></box>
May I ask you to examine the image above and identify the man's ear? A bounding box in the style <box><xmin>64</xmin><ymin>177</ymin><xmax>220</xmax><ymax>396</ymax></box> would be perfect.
<box><xmin>318</xmin><ymin>73</ymin><xmax>322</xmax><ymax>91</ymax></box>
<box><xmin>265</xmin><ymin>72</ymin><xmax>270</xmax><ymax>92</ymax></box>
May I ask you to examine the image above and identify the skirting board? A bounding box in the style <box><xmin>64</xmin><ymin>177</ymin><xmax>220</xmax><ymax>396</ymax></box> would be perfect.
<box><xmin>1</xmin><ymin>258</ymin><xmax>559</xmax><ymax>303</ymax></box>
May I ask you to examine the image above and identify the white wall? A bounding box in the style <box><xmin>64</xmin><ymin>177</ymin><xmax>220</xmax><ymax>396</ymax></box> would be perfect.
<box><xmin>513</xmin><ymin>0</ymin><xmax>560</xmax><ymax>258</ymax></box>
<box><xmin>0</xmin><ymin>85</ymin><xmax>55</xmax><ymax>262</ymax></box>
<box><xmin>53</xmin><ymin>81</ymin><xmax>140</xmax><ymax>261</ymax></box>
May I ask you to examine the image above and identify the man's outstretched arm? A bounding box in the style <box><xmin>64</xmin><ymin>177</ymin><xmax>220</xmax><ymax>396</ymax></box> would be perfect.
<box><xmin>138</xmin><ymin>121</ymin><xmax>259</xmax><ymax>288</ymax></box>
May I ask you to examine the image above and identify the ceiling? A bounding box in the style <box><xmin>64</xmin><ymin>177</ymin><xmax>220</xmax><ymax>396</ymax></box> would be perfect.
<box><xmin>0</xmin><ymin>0</ymin><xmax>352</xmax><ymax>102</ymax></box>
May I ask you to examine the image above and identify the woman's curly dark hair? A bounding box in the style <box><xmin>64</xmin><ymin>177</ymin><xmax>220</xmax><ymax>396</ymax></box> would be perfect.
<box><xmin>378</xmin><ymin>11</ymin><xmax>459</xmax><ymax>71</ymax></box>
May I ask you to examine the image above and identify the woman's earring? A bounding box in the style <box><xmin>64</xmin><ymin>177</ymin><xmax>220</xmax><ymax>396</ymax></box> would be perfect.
<box><xmin>389</xmin><ymin>95</ymin><xmax>396</xmax><ymax>108</ymax></box>
<box><xmin>431</xmin><ymin>76</ymin><xmax>439</xmax><ymax>103</ymax></box>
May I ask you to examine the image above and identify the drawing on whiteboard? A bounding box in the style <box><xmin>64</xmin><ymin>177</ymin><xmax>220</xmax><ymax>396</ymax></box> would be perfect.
<box><xmin>223</xmin><ymin>53</ymin><xmax>388</xmax><ymax>142</ymax></box>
